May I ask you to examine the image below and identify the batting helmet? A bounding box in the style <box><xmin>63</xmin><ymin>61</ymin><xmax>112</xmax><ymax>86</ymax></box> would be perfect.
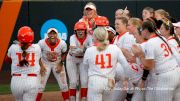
<box><xmin>17</xmin><ymin>26</ymin><xmax>34</xmax><ymax>43</ymax></box>
<box><xmin>95</xmin><ymin>16</ymin><xmax>109</xmax><ymax>26</ymax></box>
<box><xmin>74</xmin><ymin>22</ymin><xmax>87</xmax><ymax>30</ymax></box>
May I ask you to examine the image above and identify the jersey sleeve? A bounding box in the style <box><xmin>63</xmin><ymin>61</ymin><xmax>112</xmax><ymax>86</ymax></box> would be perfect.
<box><xmin>144</xmin><ymin>40</ymin><xmax>155</xmax><ymax>59</ymax></box>
<box><xmin>35</xmin><ymin>44</ymin><xmax>42</xmax><ymax>59</ymax></box>
<box><xmin>61</xmin><ymin>40</ymin><xmax>67</xmax><ymax>53</ymax></box>
<box><xmin>37</xmin><ymin>40</ymin><xmax>43</xmax><ymax>49</ymax></box>
<box><xmin>123</xmin><ymin>35</ymin><xmax>136</xmax><ymax>50</ymax></box>
<box><xmin>70</xmin><ymin>35</ymin><xmax>76</xmax><ymax>47</ymax></box>
<box><xmin>87</xmin><ymin>35</ymin><xmax>93</xmax><ymax>47</ymax></box>
<box><xmin>7</xmin><ymin>45</ymin><xmax>14</xmax><ymax>57</ymax></box>
<box><xmin>83</xmin><ymin>48</ymin><xmax>90</xmax><ymax>65</ymax></box>
<box><xmin>116</xmin><ymin>46</ymin><xmax>131</xmax><ymax>78</ymax></box>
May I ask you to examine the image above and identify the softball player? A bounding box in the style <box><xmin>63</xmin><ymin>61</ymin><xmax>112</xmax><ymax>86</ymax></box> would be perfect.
<box><xmin>79</xmin><ymin>2</ymin><xmax>99</xmax><ymax>35</ymax></box>
<box><xmin>127</xmin><ymin>17</ymin><xmax>147</xmax><ymax>101</ymax></box>
<box><xmin>83</xmin><ymin>27</ymin><xmax>130</xmax><ymax>101</ymax></box>
<box><xmin>66</xmin><ymin>21</ymin><xmax>93</xmax><ymax>101</ymax></box>
<box><xmin>159</xmin><ymin>19</ymin><xmax>180</xmax><ymax>66</ymax></box>
<box><xmin>132</xmin><ymin>19</ymin><xmax>180</xmax><ymax>101</ymax></box>
<box><xmin>36</xmin><ymin>28</ymin><xmax>69</xmax><ymax>101</ymax></box>
<box><xmin>113</xmin><ymin>17</ymin><xmax>144</xmax><ymax>101</ymax></box>
<box><xmin>5</xmin><ymin>26</ymin><xmax>41</xmax><ymax>101</ymax></box>
<box><xmin>142</xmin><ymin>7</ymin><xmax>154</xmax><ymax>21</ymax></box>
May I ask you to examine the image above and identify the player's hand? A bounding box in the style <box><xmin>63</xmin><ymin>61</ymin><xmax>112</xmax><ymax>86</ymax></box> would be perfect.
<box><xmin>121</xmin><ymin>48</ymin><xmax>136</xmax><ymax>63</ymax></box>
<box><xmin>131</xmin><ymin>44</ymin><xmax>144</xmax><ymax>57</ymax></box>
<box><xmin>55</xmin><ymin>63</ymin><xmax>63</xmax><ymax>73</ymax></box>
<box><xmin>123</xmin><ymin>79</ymin><xmax>128</xmax><ymax>91</ymax></box>
<box><xmin>108</xmin><ymin>78</ymin><xmax>115</xmax><ymax>90</ymax></box>
<box><xmin>40</xmin><ymin>65</ymin><xmax>46</xmax><ymax>77</ymax></box>
<box><xmin>139</xmin><ymin>79</ymin><xmax>145</xmax><ymax>90</ymax></box>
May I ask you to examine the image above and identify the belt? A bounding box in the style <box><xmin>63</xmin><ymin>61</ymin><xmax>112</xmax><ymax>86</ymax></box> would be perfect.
<box><xmin>69</xmin><ymin>53</ymin><xmax>83</xmax><ymax>58</ymax></box>
<box><xmin>12</xmin><ymin>73</ymin><xmax>37</xmax><ymax>77</ymax></box>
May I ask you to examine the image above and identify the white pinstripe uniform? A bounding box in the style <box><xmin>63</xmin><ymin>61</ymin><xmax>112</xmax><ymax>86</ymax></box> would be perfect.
<box><xmin>37</xmin><ymin>38</ymin><xmax>68</xmax><ymax>92</ymax></box>
<box><xmin>144</xmin><ymin>34</ymin><xmax>180</xmax><ymax>101</ymax></box>
<box><xmin>167</xmin><ymin>36</ymin><xmax>180</xmax><ymax>66</ymax></box>
<box><xmin>7</xmin><ymin>44</ymin><xmax>41</xmax><ymax>101</ymax></box>
<box><xmin>131</xmin><ymin>42</ymin><xmax>147</xmax><ymax>101</ymax></box>
<box><xmin>83</xmin><ymin>44</ymin><xmax>130</xmax><ymax>101</ymax></box>
<box><xmin>112</xmin><ymin>32</ymin><xmax>143</xmax><ymax>101</ymax></box>
<box><xmin>66</xmin><ymin>34</ymin><xmax>92</xmax><ymax>100</ymax></box>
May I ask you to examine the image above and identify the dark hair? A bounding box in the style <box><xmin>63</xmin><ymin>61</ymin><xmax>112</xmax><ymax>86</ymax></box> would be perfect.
<box><xmin>166</xmin><ymin>16</ymin><xmax>177</xmax><ymax>23</ymax></box>
<box><xmin>19</xmin><ymin>43</ymin><xmax>29</xmax><ymax>67</ymax></box>
<box><xmin>142</xmin><ymin>18</ymin><xmax>157</xmax><ymax>33</ymax></box>
<box><xmin>142</xmin><ymin>18</ymin><xmax>173</xmax><ymax>53</ymax></box>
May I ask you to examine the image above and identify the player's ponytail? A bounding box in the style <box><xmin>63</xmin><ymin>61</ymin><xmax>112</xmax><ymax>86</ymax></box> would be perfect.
<box><xmin>162</xmin><ymin>19</ymin><xmax>180</xmax><ymax>46</ymax></box>
<box><xmin>93</xmin><ymin>27</ymin><xmax>109</xmax><ymax>51</ymax></box>
<box><xmin>19</xmin><ymin>43</ymin><xmax>29</xmax><ymax>67</ymax></box>
<box><xmin>142</xmin><ymin>18</ymin><xmax>173</xmax><ymax>54</ymax></box>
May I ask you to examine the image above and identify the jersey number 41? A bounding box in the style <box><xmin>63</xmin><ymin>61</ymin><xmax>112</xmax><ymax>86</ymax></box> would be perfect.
<box><xmin>95</xmin><ymin>54</ymin><xmax>112</xmax><ymax>69</ymax></box>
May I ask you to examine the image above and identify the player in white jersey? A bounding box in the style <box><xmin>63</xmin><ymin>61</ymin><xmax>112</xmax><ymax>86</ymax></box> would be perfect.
<box><xmin>83</xmin><ymin>27</ymin><xmax>130</xmax><ymax>101</ymax></box>
<box><xmin>79</xmin><ymin>2</ymin><xmax>100</xmax><ymax>35</ymax></box>
<box><xmin>113</xmin><ymin>17</ymin><xmax>142</xmax><ymax>101</ymax></box>
<box><xmin>66</xmin><ymin>21</ymin><xmax>93</xmax><ymax>101</ymax></box>
<box><xmin>5</xmin><ymin>26</ymin><xmax>41</xmax><ymax>101</ymax></box>
<box><xmin>132</xmin><ymin>19</ymin><xmax>180</xmax><ymax>101</ymax></box>
<box><xmin>127</xmin><ymin>17</ymin><xmax>148</xmax><ymax>101</ymax></box>
<box><xmin>159</xmin><ymin>19</ymin><xmax>180</xmax><ymax>66</ymax></box>
<box><xmin>36</xmin><ymin>28</ymin><xmax>69</xmax><ymax>101</ymax></box>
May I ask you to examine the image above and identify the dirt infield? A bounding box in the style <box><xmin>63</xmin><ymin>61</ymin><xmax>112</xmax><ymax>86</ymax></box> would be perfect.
<box><xmin>0</xmin><ymin>91</ymin><xmax>64</xmax><ymax>101</ymax></box>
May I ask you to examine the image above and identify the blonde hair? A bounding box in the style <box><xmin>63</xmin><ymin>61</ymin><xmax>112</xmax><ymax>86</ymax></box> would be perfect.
<box><xmin>155</xmin><ymin>9</ymin><xmax>169</xmax><ymax>18</ymax></box>
<box><xmin>83</xmin><ymin>2</ymin><xmax>97</xmax><ymax>17</ymax></box>
<box><xmin>129</xmin><ymin>18</ymin><xmax>142</xmax><ymax>28</ymax></box>
<box><xmin>93</xmin><ymin>27</ymin><xmax>109</xmax><ymax>51</ymax></box>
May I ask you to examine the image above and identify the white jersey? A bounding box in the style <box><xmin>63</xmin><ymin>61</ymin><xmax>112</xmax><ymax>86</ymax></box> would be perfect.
<box><xmin>38</xmin><ymin>38</ymin><xmax>67</xmax><ymax>64</ymax></box>
<box><xmin>83</xmin><ymin>44</ymin><xmax>130</xmax><ymax>78</ymax></box>
<box><xmin>145</xmin><ymin>35</ymin><xmax>178</xmax><ymax>74</ymax></box>
<box><xmin>68</xmin><ymin>34</ymin><xmax>93</xmax><ymax>57</ymax></box>
<box><xmin>7</xmin><ymin>44</ymin><xmax>41</xmax><ymax>74</ymax></box>
<box><xmin>167</xmin><ymin>36</ymin><xmax>180</xmax><ymax>66</ymax></box>
<box><xmin>114</xmin><ymin>32</ymin><xmax>136</xmax><ymax>50</ymax></box>
<box><xmin>136</xmin><ymin>42</ymin><xmax>147</xmax><ymax>69</ymax></box>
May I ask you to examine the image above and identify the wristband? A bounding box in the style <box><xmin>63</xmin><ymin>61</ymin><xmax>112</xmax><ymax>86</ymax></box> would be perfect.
<box><xmin>142</xmin><ymin>69</ymin><xmax>149</xmax><ymax>81</ymax></box>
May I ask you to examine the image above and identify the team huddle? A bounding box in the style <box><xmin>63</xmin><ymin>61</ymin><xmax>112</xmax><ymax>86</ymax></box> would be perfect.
<box><xmin>4</xmin><ymin>2</ymin><xmax>180</xmax><ymax>101</ymax></box>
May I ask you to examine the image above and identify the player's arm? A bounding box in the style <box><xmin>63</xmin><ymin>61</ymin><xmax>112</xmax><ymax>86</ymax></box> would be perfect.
<box><xmin>131</xmin><ymin>44</ymin><xmax>155</xmax><ymax>70</ymax></box>
<box><xmin>39</xmin><ymin>58</ymin><xmax>46</xmax><ymax>76</ymax></box>
<box><xmin>56</xmin><ymin>41</ymin><xmax>67</xmax><ymax>73</ymax></box>
<box><xmin>5</xmin><ymin>45</ymin><xmax>13</xmax><ymax>64</ymax></box>
<box><xmin>121</xmin><ymin>48</ymin><xmax>136</xmax><ymax>63</ymax></box>
<box><xmin>5</xmin><ymin>55</ymin><xmax>12</xmax><ymax>64</ymax></box>
<box><xmin>117</xmin><ymin>47</ymin><xmax>130</xmax><ymax>78</ymax></box>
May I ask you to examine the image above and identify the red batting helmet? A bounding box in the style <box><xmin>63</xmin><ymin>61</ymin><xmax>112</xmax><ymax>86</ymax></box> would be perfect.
<box><xmin>17</xmin><ymin>26</ymin><xmax>34</xmax><ymax>43</ymax></box>
<box><xmin>95</xmin><ymin>16</ymin><xmax>109</xmax><ymax>26</ymax></box>
<box><xmin>74</xmin><ymin>22</ymin><xmax>87</xmax><ymax>30</ymax></box>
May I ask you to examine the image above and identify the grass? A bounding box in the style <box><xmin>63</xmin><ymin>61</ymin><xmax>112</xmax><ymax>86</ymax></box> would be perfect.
<box><xmin>0</xmin><ymin>83</ymin><xmax>59</xmax><ymax>95</ymax></box>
